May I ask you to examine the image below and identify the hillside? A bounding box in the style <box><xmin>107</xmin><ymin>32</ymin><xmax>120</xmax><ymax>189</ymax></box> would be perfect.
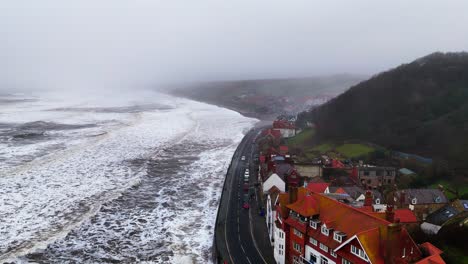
<box><xmin>297</xmin><ymin>52</ymin><xmax>468</xmax><ymax>174</ymax></box>
<box><xmin>169</xmin><ymin>74</ymin><xmax>364</xmax><ymax>120</ymax></box>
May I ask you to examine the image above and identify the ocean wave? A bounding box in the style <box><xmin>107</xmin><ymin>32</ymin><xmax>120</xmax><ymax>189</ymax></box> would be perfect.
<box><xmin>0</xmin><ymin>93</ymin><xmax>257</xmax><ymax>263</ymax></box>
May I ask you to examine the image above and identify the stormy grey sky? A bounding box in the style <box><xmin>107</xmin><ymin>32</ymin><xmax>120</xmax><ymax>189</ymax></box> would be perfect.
<box><xmin>1</xmin><ymin>0</ymin><xmax>468</xmax><ymax>92</ymax></box>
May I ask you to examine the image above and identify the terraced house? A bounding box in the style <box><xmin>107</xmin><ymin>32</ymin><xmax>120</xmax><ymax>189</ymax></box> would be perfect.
<box><xmin>274</xmin><ymin>187</ymin><xmax>445</xmax><ymax>264</ymax></box>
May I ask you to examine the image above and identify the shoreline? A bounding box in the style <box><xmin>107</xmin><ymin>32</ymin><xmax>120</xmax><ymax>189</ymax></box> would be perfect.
<box><xmin>166</xmin><ymin>91</ymin><xmax>276</xmax><ymax>123</ymax></box>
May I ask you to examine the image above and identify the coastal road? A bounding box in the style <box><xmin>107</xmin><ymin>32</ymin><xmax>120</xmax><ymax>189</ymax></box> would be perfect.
<box><xmin>215</xmin><ymin>127</ymin><xmax>274</xmax><ymax>264</ymax></box>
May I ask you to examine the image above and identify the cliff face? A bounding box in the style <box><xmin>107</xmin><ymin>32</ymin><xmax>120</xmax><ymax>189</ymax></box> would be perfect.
<box><xmin>298</xmin><ymin>52</ymin><xmax>468</xmax><ymax>171</ymax></box>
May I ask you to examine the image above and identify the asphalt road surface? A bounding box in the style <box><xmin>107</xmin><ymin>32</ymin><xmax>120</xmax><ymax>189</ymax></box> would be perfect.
<box><xmin>215</xmin><ymin>128</ymin><xmax>274</xmax><ymax>264</ymax></box>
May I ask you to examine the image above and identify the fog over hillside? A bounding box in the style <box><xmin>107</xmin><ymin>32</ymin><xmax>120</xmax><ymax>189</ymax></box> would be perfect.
<box><xmin>2</xmin><ymin>1</ymin><xmax>468</xmax><ymax>93</ymax></box>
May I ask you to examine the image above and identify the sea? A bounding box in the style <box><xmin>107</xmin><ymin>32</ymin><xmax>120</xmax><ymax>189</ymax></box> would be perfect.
<box><xmin>0</xmin><ymin>90</ymin><xmax>257</xmax><ymax>263</ymax></box>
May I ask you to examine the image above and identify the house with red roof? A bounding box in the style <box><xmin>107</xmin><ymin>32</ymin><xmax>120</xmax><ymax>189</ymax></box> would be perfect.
<box><xmin>273</xmin><ymin>120</ymin><xmax>297</xmax><ymax>138</ymax></box>
<box><xmin>274</xmin><ymin>187</ymin><xmax>445</xmax><ymax>264</ymax></box>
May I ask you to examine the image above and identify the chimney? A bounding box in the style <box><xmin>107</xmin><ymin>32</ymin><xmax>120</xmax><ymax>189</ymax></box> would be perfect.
<box><xmin>399</xmin><ymin>190</ymin><xmax>406</xmax><ymax>207</ymax></box>
<box><xmin>386</xmin><ymin>205</ymin><xmax>395</xmax><ymax>223</ymax></box>
<box><xmin>384</xmin><ymin>221</ymin><xmax>402</xmax><ymax>264</ymax></box>
<box><xmin>289</xmin><ymin>187</ymin><xmax>298</xmax><ymax>204</ymax></box>
<box><xmin>364</xmin><ymin>190</ymin><xmax>373</xmax><ymax>207</ymax></box>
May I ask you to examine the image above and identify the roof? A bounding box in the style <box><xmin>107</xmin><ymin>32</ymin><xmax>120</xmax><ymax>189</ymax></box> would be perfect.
<box><xmin>398</xmin><ymin>189</ymin><xmax>449</xmax><ymax>204</ymax></box>
<box><xmin>399</xmin><ymin>168</ymin><xmax>416</xmax><ymax>175</ymax></box>
<box><xmin>358</xmin><ymin>166</ymin><xmax>396</xmax><ymax>172</ymax></box>
<box><xmin>287</xmin><ymin>194</ymin><xmax>318</xmax><ymax>217</ymax></box>
<box><xmin>331</xmin><ymin>186</ymin><xmax>383</xmax><ymax>202</ymax></box>
<box><xmin>279</xmin><ymin>145</ymin><xmax>289</xmax><ymax>153</ymax></box>
<box><xmin>263</xmin><ymin>173</ymin><xmax>286</xmax><ymax>193</ymax></box>
<box><xmin>453</xmin><ymin>199</ymin><xmax>468</xmax><ymax>212</ymax></box>
<box><xmin>425</xmin><ymin>205</ymin><xmax>460</xmax><ymax>226</ymax></box>
<box><xmin>331</xmin><ymin>159</ymin><xmax>345</xmax><ymax>168</ymax></box>
<box><xmin>298</xmin><ymin>193</ymin><xmax>422</xmax><ymax>264</ymax></box>
<box><xmin>416</xmin><ymin>243</ymin><xmax>445</xmax><ymax>264</ymax></box>
<box><xmin>394</xmin><ymin>209</ymin><xmax>418</xmax><ymax>223</ymax></box>
<box><xmin>281</xmin><ymin>188</ymin><xmax>445</xmax><ymax>264</ymax></box>
<box><xmin>306</xmin><ymin>182</ymin><xmax>329</xmax><ymax>193</ymax></box>
<box><xmin>261</xmin><ymin>128</ymin><xmax>282</xmax><ymax>139</ymax></box>
<box><xmin>275</xmin><ymin>163</ymin><xmax>294</xmax><ymax>179</ymax></box>
<box><xmin>272</xmin><ymin>120</ymin><xmax>295</xmax><ymax>129</ymax></box>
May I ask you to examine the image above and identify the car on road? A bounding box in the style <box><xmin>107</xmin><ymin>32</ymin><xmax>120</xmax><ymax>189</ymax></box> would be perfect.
<box><xmin>243</xmin><ymin>178</ymin><xmax>249</xmax><ymax>183</ymax></box>
<box><xmin>243</xmin><ymin>183</ymin><xmax>249</xmax><ymax>191</ymax></box>
<box><xmin>242</xmin><ymin>202</ymin><xmax>250</xmax><ymax>209</ymax></box>
<box><xmin>241</xmin><ymin>156</ymin><xmax>245</xmax><ymax>161</ymax></box>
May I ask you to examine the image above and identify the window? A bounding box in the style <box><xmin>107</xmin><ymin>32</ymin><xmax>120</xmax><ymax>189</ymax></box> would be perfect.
<box><xmin>321</xmin><ymin>225</ymin><xmax>329</xmax><ymax>236</ymax></box>
<box><xmin>351</xmin><ymin>245</ymin><xmax>369</xmax><ymax>261</ymax></box>
<box><xmin>411</xmin><ymin>198</ymin><xmax>417</xmax><ymax>205</ymax></box>
<box><xmin>320</xmin><ymin>257</ymin><xmax>328</xmax><ymax>264</ymax></box>
<box><xmin>333</xmin><ymin>232</ymin><xmax>343</xmax><ymax>242</ymax></box>
<box><xmin>293</xmin><ymin>228</ymin><xmax>303</xmax><ymax>238</ymax></box>
<box><xmin>279</xmin><ymin>232</ymin><xmax>284</xmax><ymax>239</ymax></box>
<box><xmin>310</xmin><ymin>219</ymin><xmax>320</xmax><ymax>229</ymax></box>
<box><xmin>309</xmin><ymin>254</ymin><xmax>317</xmax><ymax>264</ymax></box>
<box><xmin>330</xmin><ymin>250</ymin><xmax>337</xmax><ymax>258</ymax></box>
<box><xmin>294</xmin><ymin>242</ymin><xmax>301</xmax><ymax>253</ymax></box>
<box><xmin>320</xmin><ymin>243</ymin><xmax>328</xmax><ymax>252</ymax></box>
<box><xmin>342</xmin><ymin>259</ymin><xmax>352</xmax><ymax>264</ymax></box>
<box><xmin>375</xmin><ymin>198</ymin><xmax>381</xmax><ymax>205</ymax></box>
<box><xmin>310</xmin><ymin>237</ymin><xmax>318</xmax><ymax>246</ymax></box>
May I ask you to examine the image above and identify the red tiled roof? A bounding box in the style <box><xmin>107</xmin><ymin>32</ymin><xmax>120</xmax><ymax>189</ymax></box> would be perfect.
<box><xmin>261</xmin><ymin>128</ymin><xmax>282</xmax><ymax>139</ymax></box>
<box><xmin>279</xmin><ymin>145</ymin><xmax>289</xmax><ymax>153</ymax></box>
<box><xmin>331</xmin><ymin>159</ymin><xmax>345</xmax><ymax>168</ymax></box>
<box><xmin>306</xmin><ymin>182</ymin><xmax>329</xmax><ymax>193</ymax></box>
<box><xmin>415</xmin><ymin>248</ymin><xmax>446</xmax><ymax>264</ymax></box>
<box><xmin>286</xmin><ymin>194</ymin><xmax>319</xmax><ymax>217</ymax></box>
<box><xmin>394</xmin><ymin>209</ymin><xmax>418</xmax><ymax>223</ymax></box>
<box><xmin>273</xmin><ymin>120</ymin><xmax>295</xmax><ymax>129</ymax></box>
<box><xmin>281</xmin><ymin>188</ymin><xmax>444</xmax><ymax>264</ymax></box>
<box><xmin>259</xmin><ymin>155</ymin><xmax>266</xmax><ymax>163</ymax></box>
<box><xmin>420</xmin><ymin>242</ymin><xmax>443</xmax><ymax>256</ymax></box>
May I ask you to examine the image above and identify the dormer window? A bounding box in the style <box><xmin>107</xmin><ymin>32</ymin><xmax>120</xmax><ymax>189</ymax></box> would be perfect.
<box><xmin>321</xmin><ymin>225</ymin><xmax>329</xmax><ymax>236</ymax></box>
<box><xmin>375</xmin><ymin>198</ymin><xmax>381</xmax><ymax>205</ymax></box>
<box><xmin>310</xmin><ymin>219</ymin><xmax>320</xmax><ymax>229</ymax></box>
<box><xmin>411</xmin><ymin>198</ymin><xmax>417</xmax><ymax>205</ymax></box>
<box><xmin>333</xmin><ymin>231</ymin><xmax>346</xmax><ymax>243</ymax></box>
<box><xmin>435</xmin><ymin>196</ymin><xmax>441</xmax><ymax>203</ymax></box>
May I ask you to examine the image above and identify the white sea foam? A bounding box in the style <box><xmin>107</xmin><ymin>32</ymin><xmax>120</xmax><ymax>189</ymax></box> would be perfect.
<box><xmin>0</xmin><ymin>91</ymin><xmax>257</xmax><ymax>263</ymax></box>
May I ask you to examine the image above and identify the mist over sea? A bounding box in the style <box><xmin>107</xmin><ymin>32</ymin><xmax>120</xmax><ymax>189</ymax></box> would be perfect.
<box><xmin>0</xmin><ymin>91</ymin><xmax>256</xmax><ymax>263</ymax></box>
